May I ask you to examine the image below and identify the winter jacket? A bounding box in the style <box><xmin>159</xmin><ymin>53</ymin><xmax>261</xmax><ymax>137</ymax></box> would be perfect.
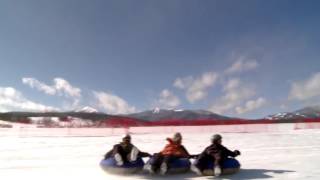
<box><xmin>104</xmin><ymin>143</ymin><xmax>150</xmax><ymax>160</ymax></box>
<box><xmin>200</xmin><ymin>143</ymin><xmax>237</xmax><ymax>160</ymax></box>
<box><xmin>160</xmin><ymin>138</ymin><xmax>190</xmax><ymax>158</ymax></box>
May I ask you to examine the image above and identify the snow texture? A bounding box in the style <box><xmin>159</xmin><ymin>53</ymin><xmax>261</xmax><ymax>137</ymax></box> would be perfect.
<box><xmin>1</xmin><ymin>124</ymin><xmax>320</xmax><ymax>180</ymax></box>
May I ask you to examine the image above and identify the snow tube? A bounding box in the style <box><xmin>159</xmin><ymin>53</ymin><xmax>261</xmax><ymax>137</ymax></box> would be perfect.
<box><xmin>100</xmin><ymin>157</ymin><xmax>145</xmax><ymax>174</ymax></box>
<box><xmin>146</xmin><ymin>157</ymin><xmax>191</xmax><ymax>174</ymax></box>
<box><xmin>201</xmin><ymin>158</ymin><xmax>241</xmax><ymax>176</ymax></box>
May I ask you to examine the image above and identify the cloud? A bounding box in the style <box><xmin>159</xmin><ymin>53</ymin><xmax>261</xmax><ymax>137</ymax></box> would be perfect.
<box><xmin>93</xmin><ymin>91</ymin><xmax>136</xmax><ymax>114</ymax></box>
<box><xmin>156</xmin><ymin>89</ymin><xmax>180</xmax><ymax>108</ymax></box>
<box><xmin>53</xmin><ymin>78</ymin><xmax>81</xmax><ymax>98</ymax></box>
<box><xmin>280</xmin><ymin>104</ymin><xmax>288</xmax><ymax>110</ymax></box>
<box><xmin>225</xmin><ymin>57</ymin><xmax>258</xmax><ymax>74</ymax></box>
<box><xmin>0</xmin><ymin>87</ymin><xmax>58</xmax><ymax>112</ymax></box>
<box><xmin>235</xmin><ymin>97</ymin><xmax>267</xmax><ymax>114</ymax></box>
<box><xmin>208</xmin><ymin>78</ymin><xmax>256</xmax><ymax>114</ymax></box>
<box><xmin>22</xmin><ymin>77</ymin><xmax>81</xmax><ymax>98</ymax></box>
<box><xmin>223</xmin><ymin>78</ymin><xmax>241</xmax><ymax>91</ymax></box>
<box><xmin>174</xmin><ymin>72</ymin><xmax>218</xmax><ymax>103</ymax></box>
<box><xmin>22</xmin><ymin>78</ymin><xmax>56</xmax><ymax>95</ymax></box>
<box><xmin>289</xmin><ymin>72</ymin><xmax>320</xmax><ymax>101</ymax></box>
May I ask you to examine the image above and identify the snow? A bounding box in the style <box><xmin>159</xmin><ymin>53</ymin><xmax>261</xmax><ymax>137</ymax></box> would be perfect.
<box><xmin>76</xmin><ymin>106</ymin><xmax>98</xmax><ymax>113</ymax></box>
<box><xmin>174</xmin><ymin>109</ymin><xmax>184</xmax><ymax>112</ymax></box>
<box><xmin>1</xmin><ymin>124</ymin><xmax>320</xmax><ymax>180</ymax></box>
<box><xmin>153</xmin><ymin>107</ymin><xmax>160</xmax><ymax>113</ymax></box>
<box><xmin>0</xmin><ymin>120</ymin><xmax>37</xmax><ymax>128</ymax></box>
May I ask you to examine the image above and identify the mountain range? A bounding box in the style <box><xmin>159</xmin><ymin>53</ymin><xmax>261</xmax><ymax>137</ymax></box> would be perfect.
<box><xmin>266</xmin><ymin>106</ymin><xmax>320</xmax><ymax>120</ymax></box>
<box><xmin>123</xmin><ymin>108</ymin><xmax>232</xmax><ymax>121</ymax></box>
<box><xmin>0</xmin><ymin>105</ymin><xmax>320</xmax><ymax>127</ymax></box>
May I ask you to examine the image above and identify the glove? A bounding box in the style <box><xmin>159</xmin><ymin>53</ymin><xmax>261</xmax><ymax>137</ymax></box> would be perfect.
<box><xmin>234</xmin><ymin>150</ymin><xmax>241</xmax><ymax>156</ymax></box>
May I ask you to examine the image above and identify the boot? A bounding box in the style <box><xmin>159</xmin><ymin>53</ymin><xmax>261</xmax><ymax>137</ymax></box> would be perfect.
<box><xmin>159</xmin><ymin>162</ymin><xmax>168</xmax><ymax>175</ymax></box>
<box><xmin>114</xmin><ymin>153</ymin><xmax>124</xmax><ymax>166</ymax></box>
<box><xmin>213</xmin><ymin>165</ymin><xmax>221</xmax><ymax>176</ymax></box>
<box><xmin>130</xmin><ymin>146</ymin><xmax>139</xmax><ymax>162</ymax></box>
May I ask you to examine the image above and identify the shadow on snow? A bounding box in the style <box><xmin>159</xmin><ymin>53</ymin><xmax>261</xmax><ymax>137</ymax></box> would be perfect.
<box><xmin>130</xmin><ymin>169</ymin><xmax>295</xmax><ymax>180</ymax></box>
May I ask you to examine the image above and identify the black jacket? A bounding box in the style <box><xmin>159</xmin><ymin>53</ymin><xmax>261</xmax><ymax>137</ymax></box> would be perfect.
<box><xmin>104</xmin><ymin>143</ymin><xmax>150</xmax><ymax>160</ymax></box>
<box><xmin>200</xmin><ymin>143</ymin><xmax>237</xmax><ymax>160</ymax></box>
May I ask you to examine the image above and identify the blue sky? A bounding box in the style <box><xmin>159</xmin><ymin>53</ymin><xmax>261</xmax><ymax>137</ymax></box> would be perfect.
<box><xmin>0</xmin><ymin>0</ymin><xmax>320</xmax><ymax>118</ymax></box>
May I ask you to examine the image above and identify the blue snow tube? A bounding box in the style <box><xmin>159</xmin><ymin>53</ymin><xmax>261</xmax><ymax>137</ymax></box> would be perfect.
<box><xmin>202</xmin><ymin>158</ymin><xmax>241</xmax><ymax>176</ymax></box>
<box><xmin>100</xmin><ymin>157</ymin><xmax>145</xmax><ymax>174</ymax></box>
<box><xmin>146</xmin><ymin>157</ymin><xmax>191</xmax><ymax>174</ymax></box>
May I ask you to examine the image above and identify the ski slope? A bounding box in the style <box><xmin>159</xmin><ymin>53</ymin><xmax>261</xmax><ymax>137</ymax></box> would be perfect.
<box><xmin>1</xmin><ymin>125</ymin><xmax>320</xmax><ymax>180</ymax></box>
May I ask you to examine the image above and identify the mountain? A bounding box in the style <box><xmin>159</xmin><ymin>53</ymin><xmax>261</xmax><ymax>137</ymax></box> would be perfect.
<box><xmin>75</xmin><ymin>106</ymin><xmax>99</xmax><ymax>113</ymax></box>
<box><xmin>1</xmin><ymin>105</ymin><xmax>320</xmax><ymax>128</ymax></box>
<box><xmin>0</xmin><ymin>111</ymin><xmax>112</xmax><ymax>122</ymax></box>
<box><xmin>266</xmin><ymin>105</ymin><xmax>320</xmax><ymax>120</ymax></box>
<box><xmin>124</xmin><ymin>108</ymin><xmax>232</xmax><ymax>121</ymax></box>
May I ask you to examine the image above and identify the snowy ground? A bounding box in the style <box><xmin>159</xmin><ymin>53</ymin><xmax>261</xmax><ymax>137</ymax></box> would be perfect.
<box><xmin>1</xmin><ymin>126</ymin><xmax>320</xmax><ymax>180</ymax></box>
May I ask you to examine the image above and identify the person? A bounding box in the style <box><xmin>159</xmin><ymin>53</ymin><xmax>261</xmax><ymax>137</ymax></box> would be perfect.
<box><xmin>146</xmin><ymin>132</ymin><xmax>195</xmax><ymax>175</ymax></box>
<box><xmin>104</xmin><ymin>134</ymin><xmax>151</xmax><ymax>166</ymax></box>
<box><xmin>191</xmin><ymin>134</ymin><xmax>241</xmax><ymax>176</ymax></box>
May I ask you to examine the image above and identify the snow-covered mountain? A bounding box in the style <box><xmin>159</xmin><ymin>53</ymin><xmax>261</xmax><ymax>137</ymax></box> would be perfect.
<box><xmin>75</xmin><ymin>106</ymin><xmax>98</xmax><ymax>113</ymax></box>
<box><xmin>125</xmin><ymin>108</ymin><xmax>231</xmax><ymax>121</ymax></box>
<box><xmin>266</xmin><ymin>105</ymin><xmax>320</xmax><ymax>120</ymax></box>
<box><xmin>1</xmin><ymin>105</ymin><xmax>320</xmax><ymax>128</ymax></box>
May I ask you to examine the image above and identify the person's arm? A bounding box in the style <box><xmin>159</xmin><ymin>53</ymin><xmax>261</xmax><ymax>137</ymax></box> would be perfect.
<box><xmin>181</xmin><ymin>145</ymin><xmax>199</xmax><ymax>158</ymax></box>
<box><xmin>138</xmin><ymin>151</ymin><xmax>152</xmax><ymax>157</ymax></box>
<box><xmin>222</xmin><ymin>145</ymin><xmax>240</xmax><ymax>157</ymax></box>
<box><xmin>104</xmin><ymin>150</ymin><xmax>113</xmax><ymax>159</ymax></box>
<box><xmin>104</xmin><ymin>148</ymin><xmax>114</xmax><ymax>159</ymax></box>
<box><xmin>181</xmin><ymin>145</ymin><xmax>191</xmax><ymax>157</ymax></box>
<box><xmin>160</xmin><ymin>144</ymin><xmax>170</xmax><ymax>154</ymax></box>
<box><xmin>131</xmin><ymin>145</ymin><xmax>152</xmax><ymax>157</ymax></box>
<box><xmin>104</xmin><ymin>144</ymin><xmax>121</xmax><ymax>159</ymax></box>
<box><xmin>195</xmin><ymin>146</ymin><xmax>209</xmax><ymax>159</ymax></box>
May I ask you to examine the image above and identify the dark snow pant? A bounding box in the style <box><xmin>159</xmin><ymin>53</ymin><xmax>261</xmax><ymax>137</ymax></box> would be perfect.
<box><xmin>194</xmin><ymin>153</ymin><xmax>221</xmax><ymax>171</ymax></box>
<box><xmin>150</xmin><ymin>153</ymin><xmax>179</xmax><ymax>172</ymax></box>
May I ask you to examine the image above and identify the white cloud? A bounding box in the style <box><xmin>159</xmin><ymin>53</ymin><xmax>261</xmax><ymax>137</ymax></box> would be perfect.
<box><xmin>208</xmin><ymin>78</ymin><xmax>256</xmax><ymax>114</ymax></box>
<box><xmin>223</xmin><ymin>78</ymin><xmax>241</xmax><ymax>91</ymax></box>
<box><xmin>289</xmin><ymin>72</ymin><xmax>320</xmax><ymax>101</ymax></box>
<box><xmin>93</xmin><ymin>91</ymin><xmax>136</xmax><ymax>114</ymax></box>
<box><xmin>53</xmin><ymin>78</ymin><xmax>81</xmax><ymax>98</ymax></box>
<box><xmin>225</xmin><ymin>57</ymin><xmax>258</xmax><ymax>74</ymax></box>
<box><xmin>0</xmin><ymin>87</ymin><xmax>58</xmax><ymax>112</ymax></box>
<box><xmin>22</xmin><ymin>77</ymin><xmax>81</xmax><ymax>98</ymax></box>
<box><xmin>235</xmin><ymin>97</ymin><xmax>267</xmax><ymax>114</ymax></box>
<box><xmin>173</xmin><ymin>77</ymin><xmax>191</xmax><ymax>89</ymax></box>
<box><xmin>174</xmin><ymin>72</ymin><xmax>218</xmax><ymax>103</ymax></box>
<box><xmin>22</xmin><ymin>78</ymin><xmax>56</xmax><ymax>95</ymax></box>
<box><xmin>280</xmin><ymin>104</ymin><xmax>288</xmax><ymax>110</ymax></box>
<box><xmin>156</xmin><ymin>89</ymin><xmax>180</xmax><ymax>108</ymax></box>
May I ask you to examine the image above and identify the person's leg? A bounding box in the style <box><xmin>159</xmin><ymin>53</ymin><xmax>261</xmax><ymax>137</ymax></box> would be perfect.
<box><xmin>129</xmin><ymin>146</ymin><xmax>139</xmax><ymax>162</ymax></box>
<box><xmin>191</xmin><ymin>154</ymin><xmax>211</xmax><ymax>175</ymax></box>
<box><xmin>160</xmin><ymin>155</ymin><xmax>176</xmax><ymax>175</ymax></box>
<box><xmin>213</xmin><ymin>153</ymin><xmax>222</xmax><ymax>176</ymax></box>
<box><xmin>113</xmin><ymin>145</ymin><xmax>129</xmax><ymax>165</ymax></box>
<box><xmin>198</xmin><ymin>154</ymin><xmax>212</xmax><ymax>171</ymax></box>
<box><xmin>150</xmin><ymin>153</ymin><xmax>164</xmax><ymax>173</ymax></box>
<box><xmin>112</xmin><ymin>145</ymin><xmax>124</xmax><ymax>165</ymax></box>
